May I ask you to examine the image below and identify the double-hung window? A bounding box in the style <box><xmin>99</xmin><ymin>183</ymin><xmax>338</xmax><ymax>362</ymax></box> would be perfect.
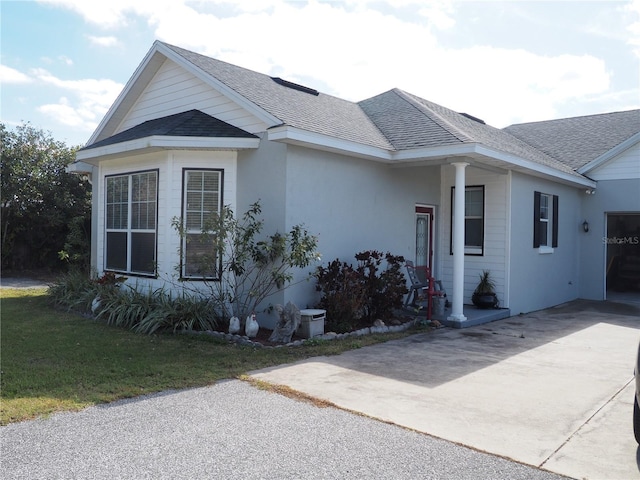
<box><xmin>533</xmin><ymin>191</ymin><xmax>558</xmax><ymax>251</ymax></box>
<box><xmin>182</xmin><ymin>169</ymin><xmax>222</xmax><ymax>279</ymax></box>
<box><xmin>450</xmin><ymin>185</ymin><xmax>485</xmax><ymax>255</ymax></box>
<box><xmin>105</xmin><ymin>171</ymin><xmax>157</xmax><ymax>275</ymax></box>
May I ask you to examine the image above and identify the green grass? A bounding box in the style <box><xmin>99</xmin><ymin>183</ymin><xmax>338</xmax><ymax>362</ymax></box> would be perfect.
<box><xmin>1</xmin><ymin>288</ymin><xmax>419</xmax><ymax>425</ymax></box>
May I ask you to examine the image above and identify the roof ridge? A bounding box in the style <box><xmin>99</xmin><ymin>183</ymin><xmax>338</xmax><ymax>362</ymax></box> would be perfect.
<box><xmin>392</xmin><ymin>89</ymin><xmax>474</xmax><ymax>143</ymax></box>
<box><xmin>506</xmin><ymin>108</ymin><xmax>640</xmax><ymax>128</ymax></box>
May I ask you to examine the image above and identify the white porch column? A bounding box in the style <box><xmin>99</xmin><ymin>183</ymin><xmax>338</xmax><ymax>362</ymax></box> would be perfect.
<box><xmin>448</xmin><ymin>161</ymin><xmax>468</xmax><ymax>322</ymax></box>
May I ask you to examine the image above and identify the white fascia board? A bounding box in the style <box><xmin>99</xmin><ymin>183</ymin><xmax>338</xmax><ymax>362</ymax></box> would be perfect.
<box><xmin>87</xmin><ymin>43</ymin><xmax>166</xmax><ymax>146</ymax></box>
<box><xmin>577</xmin><ymin>132</ymin><xmax>640</xmax><ymax>175</ymax></box>
<box><xmin>156</xmin><ymin>42</ymin><xmax>281</xmax><ymax>128</ymax></box>
<box><xmin>474</xmin><ymin>145</ymin><xmax>596</xmax><ymax>188</ymax></box>
<box><xmin>76</xmin><ymin>135</ymin><xmax>260</xmax><ymax>163</ymax></box>
<box><xmin>390</xmin><ymin>143</ymin><xmax>479</xmax><ymax>162</ymax></box>
<box><xmin>267</xmin><ymin>125</ymin><xmax>392</xmax><ymax>161</ymax></box>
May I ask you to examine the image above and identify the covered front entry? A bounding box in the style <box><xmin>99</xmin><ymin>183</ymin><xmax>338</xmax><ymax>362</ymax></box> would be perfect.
<box><xmin>606</xmin><ymin>213</ymin><xmax>640</xmax><ymax>300</ymax></box>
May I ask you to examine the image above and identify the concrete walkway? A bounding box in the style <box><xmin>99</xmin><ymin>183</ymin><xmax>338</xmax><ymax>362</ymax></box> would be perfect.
<box><xmin>251</xmin><ymin>300</ymin><xmax>640</xmax><ymax>480</ymax></box>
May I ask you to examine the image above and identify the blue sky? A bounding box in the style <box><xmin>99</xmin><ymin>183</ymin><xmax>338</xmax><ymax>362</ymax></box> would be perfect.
<box><xmin>1</xmin><ymin>0</ymin><xmax>639</xmax><ymax>147</ymax></box>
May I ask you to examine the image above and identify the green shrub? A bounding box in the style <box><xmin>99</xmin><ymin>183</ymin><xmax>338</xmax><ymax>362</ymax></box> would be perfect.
<box><xmin>315</xmin><ymin>251</ymin><xmax>408</xmax><ymax>333</ymax></box>
<box><xmin>315</xmin><ymin>259</ymin><xmax>367</xmax><ymax>332</ymax></box>
<box><xmin>355</xmin><ymin>250</ymin><xmax>408</xmax><ymax>322</ymax></box>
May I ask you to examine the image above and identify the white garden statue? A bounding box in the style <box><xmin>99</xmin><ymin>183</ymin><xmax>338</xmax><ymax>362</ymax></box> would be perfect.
<box><xmin>245</xmin><ymin>313</ymin><xmax>259</xmax><ymax>338</ymax></box>
<box><xmin>228</xmin><ymin>316</ymin><xmax>240</xmax><ymax>334</ymax></box>
<box><xmin>268</xmin><ymin>302</ymin><xmax>301</xmax><ymax>343</ymax></box>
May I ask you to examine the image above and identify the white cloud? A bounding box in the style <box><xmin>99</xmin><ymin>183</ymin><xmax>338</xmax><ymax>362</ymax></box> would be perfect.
<box><xmin>0</xmin><ymin>65</ymin><xmax>33</xmax><ymax>84</ymax></box>
<box><xmin>36</xmin><ymin>0</ymin><xmax>634</xmax><ymax>128</ymax></box>
<box><xmin>30</xmin><ymin>68</ymin><xmax>123</xmax><ymax>131</ymax></box>
<box><xmin>625</xmin><ymin>0</ymin><xmax>640</xmax><ymax>57</ymax></box>
<box><xmin>87</xmin><ymin>35</ymin><xmax>120</xmax><ymax>47</ymax></box>
<box><xmin>38</xmin><ymin>97</ymin><xmax>90</xmax><ymax>128</ymax></box>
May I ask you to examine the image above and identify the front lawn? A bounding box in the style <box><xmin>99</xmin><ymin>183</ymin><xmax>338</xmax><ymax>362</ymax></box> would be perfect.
<box><xmin>0</xmin><ymin>288</ymin><xmax>417</xmax><ymax>425</ymax></box>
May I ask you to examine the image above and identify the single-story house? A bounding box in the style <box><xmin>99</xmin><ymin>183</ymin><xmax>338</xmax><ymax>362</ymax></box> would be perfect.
<box><xmin>71</xmin><ymin>40</ymin><xmax>640</xmax><ymax>329</ymax></box>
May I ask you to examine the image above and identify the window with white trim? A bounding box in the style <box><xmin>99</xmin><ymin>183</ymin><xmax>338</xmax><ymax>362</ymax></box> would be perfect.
<box><xmin>182</xmin><ymin>169</ymin><xmax>222</xmax><ymax>279</ymax></box>
<box><xmin>105</xmin><ymin>171</ymin><xmax>157</xmax><ymax>275</ymax></box>
<box><xmin>450</xmin><ymin>185</ymin><xmax>485</xmax><ymax>255</ymax></box>
<box><xmin>534</xmin><ymin>191</ymin><xmax>558</xmax><ymax>250</ymax></box>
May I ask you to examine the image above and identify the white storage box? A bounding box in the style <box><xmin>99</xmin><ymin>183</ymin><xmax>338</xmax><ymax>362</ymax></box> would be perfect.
<box><xmin>297</xmin><ymin>309</ymin><xmax>326</xmax><ymax>339</ymax></box>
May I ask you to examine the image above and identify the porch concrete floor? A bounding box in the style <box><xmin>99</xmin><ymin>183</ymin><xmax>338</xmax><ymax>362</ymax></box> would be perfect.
<box><xmin>405</xmin><ymin>300</ymin><xmax>511</xmax><ymax>328</ymax></box>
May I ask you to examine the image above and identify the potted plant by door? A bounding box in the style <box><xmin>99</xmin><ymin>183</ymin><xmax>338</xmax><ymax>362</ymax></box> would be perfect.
<box><xmin>472</xmin><ymin>270</ymin><xmax>499</xmax><ymax>309</ymax></box>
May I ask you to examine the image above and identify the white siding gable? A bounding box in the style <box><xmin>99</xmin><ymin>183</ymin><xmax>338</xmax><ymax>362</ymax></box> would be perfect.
<box><xmin>117</xmin><ymin>58</ymin><xmax>268</xmax><ymax>135</ymax></box>
<box><xmin>590</xmin><ymin>143</ymin><xmax>640</xmax><ymax>180</ymax></box>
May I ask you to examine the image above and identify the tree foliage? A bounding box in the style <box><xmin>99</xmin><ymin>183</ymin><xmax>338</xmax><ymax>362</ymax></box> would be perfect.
<box><xmin>0</xmin><ymin>122</ymin><xmax>91</xmax><ymax>272</ymax></box>
<box><xmin>173</xmin><ymin>201</ymin><xmax>320</xmax><ymax>322</ymax></box>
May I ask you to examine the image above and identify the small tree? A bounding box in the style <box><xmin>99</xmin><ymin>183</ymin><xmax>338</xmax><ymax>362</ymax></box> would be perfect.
<box><xmin>173</xmin><ymin>201</ymin><xmax>320</xmax><ymax>322</ymax></box>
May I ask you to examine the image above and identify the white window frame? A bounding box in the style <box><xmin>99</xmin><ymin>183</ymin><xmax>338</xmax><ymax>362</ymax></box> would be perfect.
<box><xmin>104</xmin><ymin>170</ymin><xmax>158</xmax><ymax>276</ymax></box>
<box><xmin>181</xmin><ymin>169</ymin><xmax>223</xmax><ymax>279</ymax></box>
<box><xmin>450</xmin><ymin>185</ymin><xmax>485</xmax><ymax>256</ymax></box>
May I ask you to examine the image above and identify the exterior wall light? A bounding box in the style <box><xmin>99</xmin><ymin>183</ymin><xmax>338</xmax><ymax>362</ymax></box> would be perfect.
<box><xmin>582</xmin><ymin>220</ymin><xmax>589</xmax><ymax>233</ymax></box>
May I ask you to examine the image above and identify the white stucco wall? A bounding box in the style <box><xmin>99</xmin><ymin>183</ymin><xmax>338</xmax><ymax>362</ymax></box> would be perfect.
<box><xmin>508</xmin><ymin>172</ymin><xmax>581</xmax><ymax>314</ymax></box>
<box><xmin>237</xmin><ymin>141</ymin><xmax>442</xmax><ymax>327</ymax></box>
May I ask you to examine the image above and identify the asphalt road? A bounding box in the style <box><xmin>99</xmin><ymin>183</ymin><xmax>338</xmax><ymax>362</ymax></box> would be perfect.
<box><xmin>1</xmin><ymin>380</ymin><xmax>566</xmax><ymax>480</ymax></box>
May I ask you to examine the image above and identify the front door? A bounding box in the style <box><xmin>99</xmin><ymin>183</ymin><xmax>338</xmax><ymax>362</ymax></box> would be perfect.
<box><xmin>415</xmin><ymin>205</ymin><xmax>435</xmax><ymax>282</ymax></box>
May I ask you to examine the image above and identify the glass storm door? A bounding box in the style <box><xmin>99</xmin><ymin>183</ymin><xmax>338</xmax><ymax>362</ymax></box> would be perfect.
<box><xmin>416</xmin><ymin>205</ymin><xmax>434</xmax><ymax>281</ymax></box>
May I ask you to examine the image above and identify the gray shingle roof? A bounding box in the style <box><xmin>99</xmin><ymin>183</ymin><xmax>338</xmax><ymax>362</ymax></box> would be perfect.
<box><xmin>90</xmin><ymin>41</ymin><xmax>624</xmax><ymax>184</ymax></box>
<box><xmin>163</xmin><ymin>42</ymin><xmax>394</xmax><ymax>150</ymax></box>
<box><xmin>82</xmin><ymin>109</ymin><xmax>257</xmax><ymax>150</ymax></box>
<box><xmin>504</xmin><ymin>110</ymin><xmax>640</xmax><ymax>169</ymax></box>
<box><xmin>166</xmin><ymin>43</ymin><xmax>585</xmax><ymax>178</ymax></box>
<box><xmin>360</xmin><ymin>89</ymin><xmax>581</xmax><ymax>176</ymax></box>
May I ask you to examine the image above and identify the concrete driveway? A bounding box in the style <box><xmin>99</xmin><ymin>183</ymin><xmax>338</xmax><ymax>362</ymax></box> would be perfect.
<box><xmin>251</xmin><ymin>300</ymin><xmax>640</xmax><ymax>480</ymax></box>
